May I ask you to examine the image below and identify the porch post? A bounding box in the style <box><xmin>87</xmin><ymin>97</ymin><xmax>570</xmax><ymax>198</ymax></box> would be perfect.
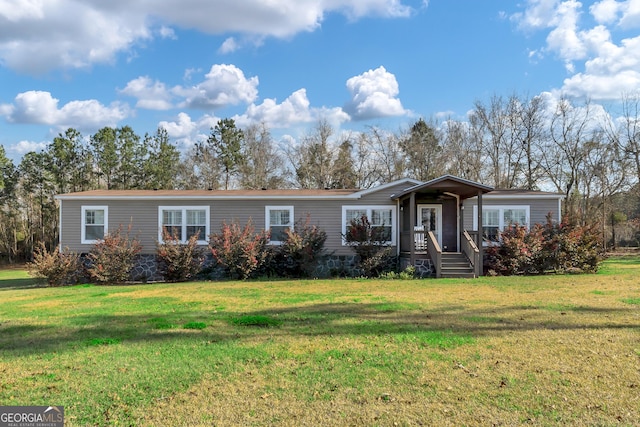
<box><xmin>477</xmin><ymin>190</ymin><xmax>483</xmax><ymax>276</ymax></box>
<box><xmin>409</xmin><ymin>192</ymin><xmax>416</xmax><ymax>265</ymax></box>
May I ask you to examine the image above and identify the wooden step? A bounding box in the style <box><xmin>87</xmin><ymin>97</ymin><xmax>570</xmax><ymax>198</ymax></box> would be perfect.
<box><xmin>440</xmin><ymin>252</ymin><xmax>476</xmax><ymax>278</ymax></box>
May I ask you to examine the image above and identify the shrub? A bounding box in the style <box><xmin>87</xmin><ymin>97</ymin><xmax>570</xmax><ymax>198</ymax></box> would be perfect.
<box><xmin>344</xmin><ymin>215</ymin><xmax>395</xmax><ymax>277</ymax></box>
<box><xmin>86</xmin><ymin>225</ymin><xmax>142</xmax><ymax>284</ymax></box>
<box><xmin>209</xmin><ymin>219</ymin><xmax>270</xmax><ymax>280</ymax></box>
<box><xmin>156</xmin><ymin>231</ymin><xmax>206</xmax><ymax>282</ymax></box>
<box><xmin>485</xmin><ymin>214</ymin><xmax>604</xmax><ymax>275</ymax></box>
<box><xmin>27</xmin><ymin>243</ymin><xmax>80</xmax><ymax>286</ymax></box>
<box><xmin>275</xmin><ymin>215</ymin><xmax>327</xmax><ymax>277</ymax></box>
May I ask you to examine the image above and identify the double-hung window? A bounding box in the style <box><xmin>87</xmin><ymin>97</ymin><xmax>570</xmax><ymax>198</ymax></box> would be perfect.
<box><xmin>159</xmin><ymin>206</ymin><xmax>209</xmax><ymax>243</ymax></box>
<box><xmin>342</xmin><ymin>206</ymin><xmax>396</xmax><ymax>245</ymax></box>
<box><xmin>265</xmin><ymin>206</ymin><xmax>294</xmax><ymax>244</ymax></box>
<box><xmin>81</xmin><ymin>206</ymin><xmax>108</xmax><ymax>244</ymax></box>
<box><xmin>474</xmin><ymin>205</ymin><xmax>530</xmax><ymax>243</ymax></box>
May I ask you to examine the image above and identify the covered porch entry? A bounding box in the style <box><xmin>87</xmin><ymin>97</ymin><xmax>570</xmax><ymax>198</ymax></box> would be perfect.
<box><xmin>393</xmin><ymin>175</ymin><xmax>493</xmax><ymax>278</ymax></box>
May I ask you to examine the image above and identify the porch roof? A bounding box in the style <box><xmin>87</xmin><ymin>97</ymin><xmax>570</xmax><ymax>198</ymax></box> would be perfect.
<box><xmin>391</xmin><ymin>175</ymin><xmax>494</xmax><ymax>200</ymax></box>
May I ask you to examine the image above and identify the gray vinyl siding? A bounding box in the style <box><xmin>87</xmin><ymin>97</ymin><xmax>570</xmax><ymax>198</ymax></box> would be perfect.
<box><xmin>462</xmin><ymin>197</ymin><xmax>561</xmax><ymax>230</ymax></box>
<box><xmin>58</xmin><ymin>181</ymin><xmax>413</xmax><ymax>255</ymax></box>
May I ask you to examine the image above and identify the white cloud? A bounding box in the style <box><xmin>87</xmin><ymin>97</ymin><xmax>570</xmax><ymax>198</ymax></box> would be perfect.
<box><xmin>10</xmin><ymin>139</ymin><xmax>47</xmax><ymax>155</ymax></box>
<box><xmin>238</xmin><ymin>89</ymin><xmax>350</xmax><ymax>128</ymax></box>
<box><xmin>219</xmin><ymin>37</ymin><xmax>239</xmax><ymax>54</ymax></box>
<box><xmin>120</xmin><ymin>76</ymin><xmax>173</xmax><ymax>110</ymax></box>
<box><xmin>174</xmin><ymin>64</ymin><xmax>259</xmax><ymax>109</ymax></box>
<box><xmin>617</xmin><ymin>0</ymin><xmax>640</xmax><ymax>28</ymax></box>
<box><xmin>512</xmin><ymin>1</ymin><xmax>640</xmax><ymax>100</ymax></box>
<box><xmin>158</xmin><ymin>112</ymin><xmax>200</xmax><ymax>138</ymax></box>
<box><xmin>512</xmin><ymin>0</ymin><xmax>564</xmax><ymax>31</ymax></box>
<box><xmin>3</xmin><ymin>90</ymin><xmax>129</xmax><ymax>128</ymax></box>
<box><xmin>344</xmin><ymin>66</ymin><xmax>407</xmax><ymax>120</ymax></box>
<box><xmin>0</xmin><ymin>0</ymin><xmax>416</xmax><ymax>74</ymax></box>
<box><xmin>590</xmin><ymin>0</ymin><xmax>621</xmax><ymax>24</ymax></box>
<box><xmin>0</xmin><ymin>1</ymin><xmax>151</xmax><ymax>74</ymax></box>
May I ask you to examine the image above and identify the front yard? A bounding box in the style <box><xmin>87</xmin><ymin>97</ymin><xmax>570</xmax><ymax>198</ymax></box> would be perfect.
<box><xmin>1</xmin><ymin>257</ymin><xmax>639</xmax><ymax>426</ymax></box>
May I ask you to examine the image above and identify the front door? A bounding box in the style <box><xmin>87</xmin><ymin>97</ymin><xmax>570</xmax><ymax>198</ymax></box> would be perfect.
<box><xmin>418</xmin><ymin>204</ymin><xmax>442</xmax><ymax>248</ymax></box>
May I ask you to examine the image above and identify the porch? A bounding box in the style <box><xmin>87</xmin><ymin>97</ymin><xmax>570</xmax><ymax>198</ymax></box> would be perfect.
<box><xmin>392</xmin><ymin>175</ymin><xmax>493</xmax><ymax>278</ymax></box>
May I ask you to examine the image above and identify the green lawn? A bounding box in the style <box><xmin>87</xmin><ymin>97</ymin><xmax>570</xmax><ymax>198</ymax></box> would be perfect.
<box><xmin>1</xmin><ymin>257</ymin><xmax>639</xmax><ymax>426</ymax></box>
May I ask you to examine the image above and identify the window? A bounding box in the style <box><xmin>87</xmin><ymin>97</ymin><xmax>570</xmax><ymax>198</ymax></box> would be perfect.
<box><xmin>342</xmin><ymin>206</ymin><xmax>396</xmax><ymax>245</ymax></box>
<box><xmin>474</xmin><ymin>205</ymin><xmax>530</xmax><ymax>243</ymax></box>
<box><xmin>265</xmin><ymin>206</ymin><xmax>294</xmax><ymax>244</ymax></box>
<box><xmin>159</xmin><ymin>206</ymin><xmax>209</xmax><ymax>243</ymax></box>
<box><xmin>82</xmin><ymin>206</ymin><xmax>108</xmax><ymax>244</ymax></box>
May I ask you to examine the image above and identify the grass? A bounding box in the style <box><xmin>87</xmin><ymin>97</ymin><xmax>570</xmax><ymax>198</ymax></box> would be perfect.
<box><xmin>0</xmin><ymin>256</ymin><xmax>639</xmax><ymax>426</ymax></box>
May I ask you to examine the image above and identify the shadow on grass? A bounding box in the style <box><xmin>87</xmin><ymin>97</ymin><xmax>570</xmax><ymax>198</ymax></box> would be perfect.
<box><xmin>0</xmin><ymin>277</ymin><xmax>43</xmax><ymax>290</ymax></box>
<box><xmin>1</xmin><ymin>301</ymin><xmax>638</xmax><ymax>357</ymax></box>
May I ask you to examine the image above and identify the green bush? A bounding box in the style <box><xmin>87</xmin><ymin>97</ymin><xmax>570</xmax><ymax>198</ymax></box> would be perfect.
<box><xmin>27</xmin><ymin>243</ymin><xmax>80</xmax><ymax>286</ymax></box>
<box><xmin>157</xmin><ymin>231</ymin><xmax>205</xmax><ymax>282</ymax></box>
<box><xmin>209</xmin><ymin>219</ymin><xmax>270</xmax><ymax>280</ymax></box>
<box><xmin>86</xmin><ymin>225</ymin><xmax>142</xmax><ymax>284</ymax></box>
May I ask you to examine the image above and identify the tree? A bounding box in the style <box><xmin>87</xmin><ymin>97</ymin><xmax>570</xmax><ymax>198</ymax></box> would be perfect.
<box><xmin>0</xmin><ymin>146</ymin><xmax>21</xmax><ymax>262</ymax></box>
<box><xmin>544</xmin><ymin>97</ymin><xmax>593</xmax><ymax>219</ymax></box>
<box><xmin>115</xmin><ymin>125</ymin><xmax>144</xmax><ymax>189</ymax></box>
<box><xmin>440</xmin><ymin>119</ymin><xmax>483</xmax><ymax>182</ymax></box>
<box><xmin>331</xmin><ymin>139</ymin><xmax>358</xmax><ymax>188</ymax></box>
<box><xmin>48</xmin><ymin>128</ymin><xmax>94</xmax><ymax>194</ymax></box>
<box><xmin>19</xmin><ymin>152</ymin><xmax>57</xmax><ymax>253</ymax></box>
<box><xmin>144</xmin><ymin>127</ymin><xmax>180</xmax><ymax>189</ymax></box>
<box><xmin>400</xmin><ymin>118</ymin><xmax>443</xmax><ymax>181</ymax></box>
<box><xmin>239</xmin><ymin>123</ymin><xmax>289</xmax><ymax>189</ymax></box>
<box><xmin>208</xmin><ymin>118</ymin><xmax>245</xmax><ymax>190</ymax></box>
<box><xmin>91</xmin><ymin>127</ymin><xmax>118</xmax><ymax>189</ymax></box>
<box><xmin>289</xmin><ymin>119</ymin><xmax>335</xmax><ymax>189</ymax></box>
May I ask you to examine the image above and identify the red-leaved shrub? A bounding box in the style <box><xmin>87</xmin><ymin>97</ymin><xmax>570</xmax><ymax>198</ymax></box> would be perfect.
<box><xmin>86</xmin><ymin>225</ymin><xmax>142</xmax><ymax>284</ymax></box>
<box><xmin>157</xmin><ymin>230</ymin><xmax>205</xmax><ymax>282</ymax></box>
<box><xmin>27</xmin><ymin>243</ymin><xmax>80</xmax><ymax>286</ymax></box>
<box><xmin>209</xmin><ymin>220</ymin><xmax>270</xmax><ymax>280</ymax></box>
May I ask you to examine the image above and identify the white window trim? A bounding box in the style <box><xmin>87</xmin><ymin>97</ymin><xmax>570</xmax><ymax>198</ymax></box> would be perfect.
<box><xmin>472</xmin><ymin>205</ymin><xmax>530</xmax><ymax>244</ymax></box>
<box><xmin>342</xmin><ymin>205</ymin><xmax>396</xmax><ymax>246</ymax></box>
<box><xmin>265</xmin><ymin>206</ymin><xmax>294</xmax><ymax>245</ymax></box>
<box><xmin>81</xmin><ymin>205</ymin><xmax>108</xmax><ymax>244</ymax></box>
<box><xmin>158</xmin><ymin>206</ymin><xmax>210</xmax><ymax>244</ymax></box>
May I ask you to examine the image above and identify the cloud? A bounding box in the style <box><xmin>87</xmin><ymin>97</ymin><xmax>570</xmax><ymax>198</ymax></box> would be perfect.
<box><xmin>119</xmin><ymin>76</ymin><xmax>173</xmax><ymax>110</ymax></box>
<box><xmin>0</xmin><ymin>0</ymin><xmax>416</xmax><ymax>74</ymax></box>
<box><xmin>10</xmin><ymin>140</ymin><xmax>47</xmax><ymax>155</ymax></box>
<box><xmin>344</xmin><ymin>66</ymin><xmax>407</xmax><ymax>120</ymax></box>
<box><xmin>2</xmin><ymin>90</ymin><xmax>129</xmax><ymax>129</ymax></box>
<box><xmin>158</xmin><ymin>112</ymin><xmax>200</xmax><ymax>138</ymax></box>
<box><xmin>0</xmin><ymin>1</ymin><xmax>151</xmax><ymax>74</ymax></box>
<box><xmin>590</xmin><ymin>0</ymin><xmax>621</xmax><ymax>24</ymax></box>
<box><xmin>174</xmin><ymin>64</ymin><xmax>259</xmax><ymax>109</ymax></box>
<box><xmin>511</xmin><ymin>1</ymin><xmax>640</xmax><ymax>100</ymax></box>
<box><xmin>238</xmin><ymin>89</ymin><xmax>350</xmax><ymax>128</ymax></box>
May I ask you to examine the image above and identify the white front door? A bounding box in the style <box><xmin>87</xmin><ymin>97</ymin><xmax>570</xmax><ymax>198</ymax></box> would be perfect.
<box><xmin>418</xmin><ymin>204</ymin><xmax>442</xmax><ymax>247</ymax></box>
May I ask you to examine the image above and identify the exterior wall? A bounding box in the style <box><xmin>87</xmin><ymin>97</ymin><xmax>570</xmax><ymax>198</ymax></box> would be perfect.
<box><xmin>59</xmin><ymin>181</ymin><xmax>415</xmax><ymax>256</ymax></box>
<box><xmin>462</xmin><ymin>196</ymin><xmax>561</xmax><ymax>230</ymax></box>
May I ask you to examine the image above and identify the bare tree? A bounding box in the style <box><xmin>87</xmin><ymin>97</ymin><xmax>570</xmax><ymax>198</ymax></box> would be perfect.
<box><xmin>288</xmin><ymin>119</ymin><xmax>336</xmax><ymax>189</ymax></box>
<box><xmin>543</xmin><ymin>97</ymin><xmax>593</xmax><ymax>218</ymax></box>
<box><xmin>239</xmin><ymin>123</ymin><xmax>290</xmax><ymax>189</ymax></box>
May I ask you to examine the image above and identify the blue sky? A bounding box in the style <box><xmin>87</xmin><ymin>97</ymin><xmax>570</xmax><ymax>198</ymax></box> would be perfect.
<box><xmin>2</xmin><ymin>0</ymin><xmax>640</xmax><ymax>162</ymax></box>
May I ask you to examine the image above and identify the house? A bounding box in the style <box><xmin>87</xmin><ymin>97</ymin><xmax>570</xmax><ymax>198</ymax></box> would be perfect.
<box><xmin>55</xmin><ymin>175</ymin><xmax>563</xmax><ymax>279</ymax></box>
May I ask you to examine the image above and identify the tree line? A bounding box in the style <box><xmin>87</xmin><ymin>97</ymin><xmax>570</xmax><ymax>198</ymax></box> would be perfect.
<box><xmin>1</xmin><ymin>92</ymin><xmax>639</xmax><ymax>263</ymax></box>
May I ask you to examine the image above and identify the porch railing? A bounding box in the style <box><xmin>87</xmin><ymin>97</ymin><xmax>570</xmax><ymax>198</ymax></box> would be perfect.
<box><xmin>462</xmin><ymin>230</ymin><xmax>481</xmax><ymax>278</ymax></box>
<box><xmin>426</xmin><ymin>231</ymin><xmax>442</xmax><ymax>278</ymax></box>
<box><xmin>414</xmin><ymin>225</ymin><xmax>427</xmax><ymax>250</ymax></box>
